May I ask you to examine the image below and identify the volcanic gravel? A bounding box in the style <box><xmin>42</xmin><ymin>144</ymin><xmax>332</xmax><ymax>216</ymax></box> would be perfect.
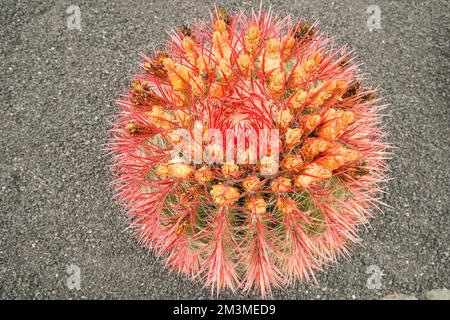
<box><xmin>0</xmin><ymin>0</ymin><xmax>449</xmax><ymax>299</ymax></box>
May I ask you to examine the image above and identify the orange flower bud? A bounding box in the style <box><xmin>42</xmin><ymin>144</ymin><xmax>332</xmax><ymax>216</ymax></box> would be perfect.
<box><xmin>301</xmin><ymin>137</ymin><xmax>330</xmax><ymax>160</ymax></box>
<box><xmin>245</xmin><ymin>25</ymin><xmax>260</xmax><ymax>55</ymax></box>
<box><xmin>281</xmin><ymin>154</ymin><xmax>303</xmax><ymax>171</ymax></box>
<box><xmin>209</xmin><ymin>83</ymin><xmax>225</xmax><ymax>98</ymax></box>
<box><xmin>289</xmin><ymin>52</ymin><xmax>323</xmax><ymax>86</ymax></box>
<box><xmin>196</xmin><ymin>54</ymin><xmax>211</xmax><ymax>75</ymax></box>
<box><xmin>173</xmin><ymin>108</ymin><xmax>193</xmax><ymax>128</ymax></box>
<box><xmin>219</xmin><ymin>58</ymin><xmax>233</xmax><ymax>80</ymax></box>
<box><xmin>268</xmin><ymin>70</ymin><xmax>285</xmax><ymax>99</ymax></box>
<box><xmin>242</xmin><ymin>175</ymin><xmax>262</xmax><ymax>192</ymax></box>
<box><xmin>174</xmin><ymin>218</ymin><xmax>189</xmax><ymax>236</ymax></box>
<box><xmin>190</xmin><ymin>75</ymin><xmax>207</xmax><ymax>97</ymax></box>
<box><xmin>281</xmin><ymin>36</ymin><xmax>296</xmax><ymax>59</ymax></box>
<box><xmin>277</xmin><ymin>197</ymin><xmax>297</xmax><ymax>214</ymax></box>
<box><xmin>164</xmin><ymin>59</ymin><xmax>189</xmax><ymax>91</ymax></box>
<box><xmin>147</xmin><ymin>105</ymin><xmax>176</xmax><ymax>130</ymax></box>
<box><xmin>214</xmin><ymin>19</ymin><xmax>228</xmax><ymax>37</ymax></box>
<box><xmin>275</xmin><ymin>108</ymin><xmax>293</xmax><ymax>128</ymax></box>
<box><xmin>271</xmin><ymin>177</ymin><xmax>292</xmax><ymax>192</ymax></box>
<box><xmin>284</xmin><ymin>127</ymin><xmax>303</xmax><ymax>148</ymax></box>
<box><xmin>168</xmin><ymin>163</ymin><xmax>194</xmax><ymax>179</ymax></box>
<box><xmin>342</xmin><ymin>110</ymin><xmax>356</xmax><ymax>126</ymax></box>
<box><xmin>317</xmin><ymin>144</ymin><xmax>346</xmax><ymax>170</ymax></box>
<box><xmin>263</xmin><ymin>38</ymin><xmax>281</xmax><ymax>75</ymax></box>
<box><xmin>344</xmin><ymin>148</ymin><xmax>359</xmax><ymax>164</ymax></box>
<box><xmin>195</xmin><ymin>166</ymin><xmax>214</xmax><ymax>184</ymax></box>
<box><xmin>210</xmin><ymin>183</ymin><xmax>240</xmax><ymax>207</ymax></box>
<box><xmin>266</xmin><ymin>38</ymin><xmax>280</xmax><ymax>55</ymax></box>
<box><xmin>260</xmin><ymin>156</ymin><xmax>279</xmax><ymax>176</ymax></box>
<box><xmin>182</xmin><ymin>36</ymin><xmax>198</xmax><ymax>65</ymax></box>
<box><xmin>221</xmin><ymin>162</ymin><xmax>240</xmax><ymax>178</ymax></box>
<box><xmin>166</xmin><ymin>130</ymin><xmax>184</xmax><ymax>144</ymax></box>
<box><xmin>290</xmin><ymin>89</ymin><xmax>308</xmax><ymax>111</ymax></box>
<box><xmin>318</xmin><ymin>143</ymin><xmax>360</xmax><ymax>170</ymax></box>
<box><xmin>294</xmin><ymin>163</ymin><xmax>332</xmax><ymax>187</ymax></box>
<box><xmin>302</xmin><ymin>114</ymin><xmax>322</xmax><ymax>132</ymax></box>
<box><xmin>238</xmin><ymin>52</ymin><xmax>251</xmax><ymax>74</ymax></box>
<box><xmin>327</xmin><ymin>80</ymin><xmax>347</xmax><ymax>100</ymax></box>
<box><xmin>247</xmin><ymin>25</ymin><xmax>259</xmax><ymax>41</ymax></box>
<box><xmin>212</xmin><ymin>31</ymin><xmax>231</xmax><ymax>60</ymax></box>
<box><xmin>155</xmin><ymin>163</ymin><xmax>170</xmax><ymax>178</ymax></box>
<box><xmin>246</xmin><ymin>195</ymin><xmax>267</xmax><ymax>214</ymax></box>
<box><xmin>308</xmin><ymin>80</ymin><xmax>346</xmax><ymax>108</ymax></box>
<box><xmin>316</xmin><ymin>109</ymin><xmax>356</xmax><ymax>141</ymax></box>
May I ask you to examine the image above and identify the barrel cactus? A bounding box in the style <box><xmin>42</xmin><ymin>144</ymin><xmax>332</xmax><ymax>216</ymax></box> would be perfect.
<box><xmin>110</xmin><ymin>8</ymin><xmax>389</xmax><ymax>297</ymax></box>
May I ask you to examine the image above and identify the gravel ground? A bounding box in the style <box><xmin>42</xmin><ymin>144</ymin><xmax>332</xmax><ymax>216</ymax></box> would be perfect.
<box><xmin>0</xmin><ymin>0</ymin><xmax>449</xmax><ymax>299</ymax></box>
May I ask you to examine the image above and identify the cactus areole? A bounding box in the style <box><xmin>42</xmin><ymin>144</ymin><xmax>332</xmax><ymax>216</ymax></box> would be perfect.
<box><xmin>109</xmin><ymin>8</ymin><xmax>389</xmax><ymax>296</ymax></box>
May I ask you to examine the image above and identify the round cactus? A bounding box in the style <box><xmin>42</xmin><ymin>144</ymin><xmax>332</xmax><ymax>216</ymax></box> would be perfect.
<box><xmin>110</xmin><ymin>8</ymin><xmax>389</xmax><ymax>296</ymax></box>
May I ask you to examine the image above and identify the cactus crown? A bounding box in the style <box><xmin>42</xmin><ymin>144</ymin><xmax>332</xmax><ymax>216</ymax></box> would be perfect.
<box><xmin>110</xmin><ymin>7</ymin><xmax>389</xmax><ymax>297</ymax></box>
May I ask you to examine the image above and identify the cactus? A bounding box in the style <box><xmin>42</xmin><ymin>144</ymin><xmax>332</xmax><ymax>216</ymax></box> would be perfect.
<box><xmin>109</xmin><ymin>8</ymin><xmax>389</xmax><ymax>297</ymax></box>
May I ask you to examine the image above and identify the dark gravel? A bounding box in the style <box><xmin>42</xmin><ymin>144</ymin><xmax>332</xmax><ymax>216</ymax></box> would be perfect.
<box><xmin>1</xmin><ymin>0</ymin><xmax>449</xmax><ymax>299</ymax></box>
